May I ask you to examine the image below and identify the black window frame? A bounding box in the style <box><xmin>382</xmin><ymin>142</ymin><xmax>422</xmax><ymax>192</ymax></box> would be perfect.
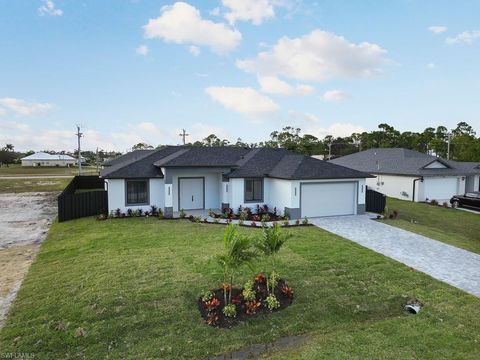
<box><xmin>125</xmin><ymin>179</ymin><xmax>150</xmax><ymax>206</ymax></box>
<box><xmin>244</xmin><ymin>178</ymin><xmax>264</xmax><ymax>203</ymax></box>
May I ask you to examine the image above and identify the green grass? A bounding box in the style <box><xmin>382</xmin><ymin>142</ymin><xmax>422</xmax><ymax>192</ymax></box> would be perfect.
<box><xmin>0</xmin><ymin>164</ymin><xmax>98</xmax><ymax>176</ymax></box>
<box><xmin>0</xmin><ymin>219</ymin><xmax>478</xmax><ymax>359</ymax></box>
<box><xmin>383</xmin><ymin>197</ymin><xmax>480</xmax><ymax>254</ymax></box>
<box><xmin>0</xmin><ymin>177</ymin><xmax>71</xmax><ymax>193</ymax></box>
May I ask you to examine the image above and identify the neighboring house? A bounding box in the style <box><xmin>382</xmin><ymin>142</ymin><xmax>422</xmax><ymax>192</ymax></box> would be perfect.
<box><xmin>100</xmin><ymin>146</ymin><xmax>372</xmax><ymax>218</ymax></box>
<box><xmin>21</xmin><ymin>152</ymin><xmax>78</xmax><ymax>167</ymax></box>
<box><xmin>330</xmin><ymin>148</ymin><xmax>480</xmax><ymax>202</ymax></box>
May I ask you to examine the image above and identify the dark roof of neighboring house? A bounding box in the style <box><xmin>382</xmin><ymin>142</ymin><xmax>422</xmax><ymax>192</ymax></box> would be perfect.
<box><xmin>330</xmin><ymin>148</ymin><xmax>480</xmax><ymax>176</ymax></box>
<box><xmin>100</xmin><ymin>146</ymin><xmax>372</xmax><ymax>180</ymax></box>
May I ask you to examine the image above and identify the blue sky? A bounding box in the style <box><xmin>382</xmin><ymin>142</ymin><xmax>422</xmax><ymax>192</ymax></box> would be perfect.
<box><xmin>0</xmin><ymin>0</ymin><xmax>479</xmax><ymax>151</ymax></box>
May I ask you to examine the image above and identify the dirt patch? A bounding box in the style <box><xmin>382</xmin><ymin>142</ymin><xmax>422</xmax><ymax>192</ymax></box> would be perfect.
<box><xmin>0</xmin><ymin>192</ymin><xmax>57</xmax><ymax>327</ymax></box>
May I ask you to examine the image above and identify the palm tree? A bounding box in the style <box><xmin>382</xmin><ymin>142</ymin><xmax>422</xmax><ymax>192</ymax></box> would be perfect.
<box><xmin>255</xmin><ymin>223</ymin><xmax>289</xmax><ymax>293</ymax></box>
<box><xmin>216</xmin><ymin>224</ymin><xmax>256</xmax><ymax>304</ymax></box>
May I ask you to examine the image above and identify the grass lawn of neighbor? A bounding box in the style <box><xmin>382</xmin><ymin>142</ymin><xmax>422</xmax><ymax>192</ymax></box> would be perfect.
<box><xmin>0</xmin><ymin>177</ymin><xmax>71</xmax><ymax>193</ymax></box>
<box><xmin>0</xmin><ymin>164</ymin><xmax>98</xmax><ymax>177</ymax></box>
<box><xmin>383</xmin><ymin>197</ymin><xmax>480</xmax><ymax>254</ymax></box>
<box><xmin>0</xmin><ymin>218</ymin><xmax>478</xmax><ymax>359</ymax></box>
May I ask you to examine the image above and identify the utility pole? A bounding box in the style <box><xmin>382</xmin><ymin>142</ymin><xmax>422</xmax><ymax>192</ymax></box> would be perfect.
<box><xmin>76</xmin><ymin>125</ymin><xmax>83</xmax><ymax>175</ymax></box>
<box><xmin>446</xmin><ymin>132</ymin><xmax>452</xmax><ymax>160</ymax></box>
<box><xmin>327</xmin><ymin>142</ymin><xmax>333</xmax><ymax>160</ymax></box>
<box><xmin>178</xmin><ymin>129</ymin><xmax>190</xmax><ymax>145</ymax></box>
<box><xmin>96</xmin><ymin>147</ymin><xmax>100</xmax><ymax>174</ymax></box>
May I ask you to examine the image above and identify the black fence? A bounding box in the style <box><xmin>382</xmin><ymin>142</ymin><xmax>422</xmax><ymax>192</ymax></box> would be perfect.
<box><xmin>366</xmin><ymin>187</ymin><xmax>386</xmax><ymax>213</ymax></box>
<box><xmin>58</xmin><ymin>176</ymin><xmax>107</xmax><ymax>222</ymax></box>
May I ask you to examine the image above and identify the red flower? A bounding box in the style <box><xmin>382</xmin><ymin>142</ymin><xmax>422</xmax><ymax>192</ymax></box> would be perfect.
<box><xmin>281</xmin><ymin>285</ymin><xmax>294</xmax><ymax>298</ymax></box>
<box><xmin>205</xmin><ymin>297</ymin><xmax>221</xmax><ymax>311</ymax></box>
<box><xmin>245</xmin><ymin>300</ymin><xmax>261</xmax><ymax>315</ymax></box>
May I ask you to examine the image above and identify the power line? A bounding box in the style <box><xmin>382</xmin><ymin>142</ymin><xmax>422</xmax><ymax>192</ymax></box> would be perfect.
<box><xmin>178</xmin><ymin>129</ymin><xmax>190</xmax><ymax>145</ymax></box>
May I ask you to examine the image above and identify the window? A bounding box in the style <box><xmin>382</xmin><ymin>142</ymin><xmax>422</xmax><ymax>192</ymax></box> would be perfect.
<box><xmin>126</xmin><ymin>180</ymin><xmax>149</xmax><ymax>205</ymax></box>
<box><xmin>244</xmin><ymin>178</ymin><xmax>263</xmax><ymax>202</ymax></box>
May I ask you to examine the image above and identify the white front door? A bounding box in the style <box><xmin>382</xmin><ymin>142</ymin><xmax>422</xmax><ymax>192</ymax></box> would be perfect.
<box><xmin>301</xmin><ymin>182</ymin><xmax>356</xmax><ymax>217</ymax></box>
<box><xmin>179</xmin><ymin>178</ymin><xmax>204</xmax><ymax>210</ymax></box>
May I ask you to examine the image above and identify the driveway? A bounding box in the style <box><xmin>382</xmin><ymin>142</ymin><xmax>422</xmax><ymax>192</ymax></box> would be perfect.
<box><xmin>0</xmin><ymin>192</ymin><xmax>57</xmax><ymax>327</ymax></box>
<box><xmin>311</xmin><ymin>214</ymin><xmax>480</xmax><ymax>298</ymax></box>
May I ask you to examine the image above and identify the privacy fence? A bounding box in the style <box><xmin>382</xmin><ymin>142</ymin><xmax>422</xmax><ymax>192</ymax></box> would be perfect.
<box><xmin>365</xmin><ymin>187</ymin><xmax>386</xmax><ymax>213</ymax></box>
<box><xmin>58</xmin><ymin>176</ymin><xmax>107</xmax><ymax>222</ymax></box>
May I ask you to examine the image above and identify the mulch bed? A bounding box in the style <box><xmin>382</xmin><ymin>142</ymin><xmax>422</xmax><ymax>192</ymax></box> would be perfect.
<box><xmin>197</xmin><ymin>278</ymin><xmax>294</xmax><ymax>328</ymax></box>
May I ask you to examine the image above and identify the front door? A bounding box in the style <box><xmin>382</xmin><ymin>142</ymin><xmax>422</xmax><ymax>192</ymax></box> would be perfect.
<box><xmin>179</xmin><ymin>178</ymin><xmax>204</xmax><ymax>210</ymax></box>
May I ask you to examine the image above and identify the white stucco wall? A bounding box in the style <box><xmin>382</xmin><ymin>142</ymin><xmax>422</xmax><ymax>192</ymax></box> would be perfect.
<box><xmin>21</xmin><ymin>159</ymin><xmax>76</xmax><ymax>167</ymax></box>
<box><xmin>367</xmin><ymin>174</ymin><xmax>420</xmax><ymax>201</ymax></box>
<box><xmin>367</xmin><ymin>173</ymin><xmax>466</xmax><ymax>202</ymax></box>
<box><xmin>105</xmin><ymin>178</ymin><xmax>165</xmax><ymax>212</ymax></box>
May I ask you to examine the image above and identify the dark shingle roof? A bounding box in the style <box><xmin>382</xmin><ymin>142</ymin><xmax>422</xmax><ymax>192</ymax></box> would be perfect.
<box><xmin>101</xmin><ymin>146</ymin><xmax>372</xmax><ymax>180</ymax></box>
<box><xmin>102</xmin><ymin>150</ymin><xmax>155</xmax><ymax>167</ymax></box>
<box><xmin>330</xmin><ymin>148</ymin><xmax>480</xmax><ymax>176</ymax></box>
<box><xmin>155</xmin><ymin>147</ymin><xmax>251</xmax><ymax>167</ymax></box>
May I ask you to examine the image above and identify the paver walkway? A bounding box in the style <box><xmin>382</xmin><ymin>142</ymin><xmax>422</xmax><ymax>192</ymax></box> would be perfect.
<box><xmin>311</xmin><ymin>214</ymin><xmax>480</xmax><ymax>297</ymax></box>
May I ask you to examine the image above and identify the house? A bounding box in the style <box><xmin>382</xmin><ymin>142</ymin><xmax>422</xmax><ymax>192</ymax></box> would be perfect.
<box><xmin>21</xmin><ymin>152</ymin><xmax>78</xmax><ymax>167</ymax></box>
<box><xmin>330</xmin><ymin>148</ymin><xmax>480</xmax><ymax>202</ymax></box>
<box><xmin>100</xmin><ymin>146</ymin><xmax>372</xmax><ymax>218</ymax></box>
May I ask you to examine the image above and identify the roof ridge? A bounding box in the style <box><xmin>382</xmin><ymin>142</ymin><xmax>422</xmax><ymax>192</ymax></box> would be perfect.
<box><xmin>235</xmin><ymin>148</ymin><xmax>261</xmax><ymax>167</ymax></box>
<box><xmin>153</xmin><ymin>148</ymin><xmax>191</xmax><ymax>167</ymax></box>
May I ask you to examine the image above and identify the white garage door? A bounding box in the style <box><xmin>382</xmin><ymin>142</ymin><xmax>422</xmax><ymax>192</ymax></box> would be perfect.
<box><xmin>301</xmin><ymin>182</ymin><xmax>356</xmax><ymax>217</ymax></box>
<box><xmin>424</xmin><ymin>177</ymin><xmax>458</xmax><ymax>201</ymax></box>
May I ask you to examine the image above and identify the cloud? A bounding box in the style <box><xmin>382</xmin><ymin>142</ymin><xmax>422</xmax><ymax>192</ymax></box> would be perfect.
<box><xmin>188</xmin><ymin>45</ymin><xmax>201</xmax><ymax>57</ymax></box>
<box><xmin>288</xmin><ymin>110</ymin><xmax>319</xmax><ymax>123</ymax></box>
<box><xmin>258</xmin><ymin>76</ymin><xmax>314</xmax><ymax>96</ymax></box>
<box><xmin>446</xmin><ymin>30</ymin><xmax>480</xmax><ymax>45</ymax></box>
<box><xmin>321</xmin><ymin>90</ymin><xmax>349</xmax><ymax>102</ymax></box>
<box><xmin>222</xmin><ymin>0</ymin><xmax>275</xmax><ymax>25</ymax></box>
<box><xmin>0</xmin><ymin>97</ymin><xmax>53</xmax><ymax>116</ymax></box>
<box><xmin>236</xmin><ymin>29</ymin><xmax>389</xmax><ymax>82</ymax></box>
<box><xmin>205</xmin><ymin>86</ymin><xmax>279</xmax><ymax>114</ymax></box>
<box><xmin>306</xmin><ymin>122</ymin><xmax>366</xmax><ymax>138</ymax></box>
<box><xmin>143</xmin><ymin>2</ymin><xmax>242</xmax><ymax>54</ymax></box>
<box><xmin>428</xmin><ymin>26</ymin><xmax>447</xmax><ymax>34</ymax></box>
<box><xmin>135</xmin><ymin>45</ymin><xmax>149</xmax><ymax>56</ymax></box>
<box><xmin>426</xmin><ymin>62</ymin><xmax>436</xmax><ymax>70</ymax></box>
<box><xmin>38</xmin><ymin>0</ymin><xmax>63</xmax><ymax>17</ymax></box>
<box><xmin>0</xmin><ymin>108</ymin><xmax>6</xmax><ymax>116</ymax></box>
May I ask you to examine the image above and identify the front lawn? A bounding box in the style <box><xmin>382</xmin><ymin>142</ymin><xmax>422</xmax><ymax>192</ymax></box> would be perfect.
<box><xmin>0</xmin><ymin>219</ymin><xmax>478</xmax><ymax>359</ymax></box>
<box><xmin>383</xmin><ymin>197</ymin><xmax>480</xmax><ymax>254</ymax></box>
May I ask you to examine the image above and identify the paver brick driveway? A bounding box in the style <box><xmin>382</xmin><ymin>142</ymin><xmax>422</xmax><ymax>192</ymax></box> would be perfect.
<box><xmin>311</xmin><ymin>214</ymin><xmax>480</xmax><ymax>297</ymax></box>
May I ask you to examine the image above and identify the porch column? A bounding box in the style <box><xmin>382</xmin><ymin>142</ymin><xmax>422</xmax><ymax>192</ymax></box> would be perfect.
<box><xmin>164</xmin><ymin>169</ymin><xmax>173</xmax><ymax>218</ymax></box>
<box><xmin>221</xmin><ymin>175</ymin><xmax>230</xmax><ymax>211</ymax></box>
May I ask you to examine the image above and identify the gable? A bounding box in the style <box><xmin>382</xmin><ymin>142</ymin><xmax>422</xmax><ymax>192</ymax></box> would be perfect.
<box><xmin>423</xmin><ymin>160</ymin><xmax>448</xmax><ymax>169</ymax></box>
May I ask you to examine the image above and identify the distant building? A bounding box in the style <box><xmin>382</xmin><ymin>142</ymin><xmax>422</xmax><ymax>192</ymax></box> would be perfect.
<box><xmin>21</xmin><ymin>152</ymin><xmax>77</xmax><ymax>167</ymax></box>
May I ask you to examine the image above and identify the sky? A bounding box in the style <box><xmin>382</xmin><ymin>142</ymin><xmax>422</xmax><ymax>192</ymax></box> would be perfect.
<box><xmin>0</xmin><ymin>0</ymin><xmax>479</xmax><ymax>152</ymax></box>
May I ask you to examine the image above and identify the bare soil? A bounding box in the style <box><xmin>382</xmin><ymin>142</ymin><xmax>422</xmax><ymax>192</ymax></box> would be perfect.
<box><xmin>0</xmin><ymin>192</ymin><xmax>57</xmax><ymax>327</ymax></box>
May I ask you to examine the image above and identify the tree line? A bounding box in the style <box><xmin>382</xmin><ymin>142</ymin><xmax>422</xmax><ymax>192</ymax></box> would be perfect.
<box><xmin>162</xmin><ymin>121</ymin><xmax>479</xmax><ymax>162</ymax></box>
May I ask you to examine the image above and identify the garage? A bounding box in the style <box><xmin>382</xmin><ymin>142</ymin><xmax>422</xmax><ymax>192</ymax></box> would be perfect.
<box><xmin>423</xmin><ymin>177</ymin><xmax>459</xmax><ymax>201</ymax></box>
<box><xmin>301</xmin><ymin>182</ymin><xmax>356</xmax><ymax>217</ymax></box>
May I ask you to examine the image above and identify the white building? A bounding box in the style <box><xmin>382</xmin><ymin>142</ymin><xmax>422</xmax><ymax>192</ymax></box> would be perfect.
<box><xmin>101</xmin><ymin>146</ymin><xmax>372</xmax><ymax>218</ymax></box>
<box><xmin>330</xmin><ymin>148</ymin><xmax>480</xmax><ymax>203</ymax></box>
<box><xmin>21</xmin><ymin>152</ymin><xmax>77</xmax><ymax>167</ymax></box>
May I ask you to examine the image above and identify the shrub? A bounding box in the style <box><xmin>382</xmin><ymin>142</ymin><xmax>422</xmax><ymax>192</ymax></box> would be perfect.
<box><xmin>150</xmin><ymin>205</ymin><xmax>157</xmax><ymax>215</ymax></box>
<box><xmin>114</xmin><ymin>208</ymin><xmax>121</xmax><ymax>218</ymax></box>
<box><xmin>430</xmin><ymin>199</ymin><xmax>439</xmax><ymax>206</ymax></box>
<box><xmin>194</xmin><ymin>216</ymin><xmax>201</xmax><ymax>223</ymax></box>
<box><xmin>242</xmin><ymin>280</ymin><xmax>256</xmax><ymax>301</ymax></box>
<box><xmin>302</xmin><ymin>216</ymin><xmax>309</xmax><ymax>225</ymax></box>
<box><xmin>222</xmin><ymin>304</ymin><xmax>237</xmax><ymax>318</ymax></box>
<box><xmin>265</xmin><ymin>294</ymin><xmax>280</xmax><ymax>310</ymax></box>
<box><xmin>295</xmin><ymin>219</ymin><xmax>300</xmax><ymax>226</ymax></box>
<box><xmin>200</xmin><ymin>290</ymin><xmax>214</xmax><ymax>302</ymax></box>
<box><xmin>239</xmin><ymin>211</ymin><xmax>247</xmax><ymax>221</ymax></box>
<box><xmin>281</xmin><ymin>284</ymin><xmax>294</xmax><ymax>299</ymax></box>
<box><xmin>261</xmin><ymin>214</ymin><xmax>270</xmax><ymax>223</ymax></box>
<box><xmin>158</xmin><ymin>208</ymin><xmax>164</xmax><ymax>220</ymax></box>
<box><xmin>205</xmin><ymin>298</ymin><xmax>221</xmax><ymax>311</ymax></box>
<box><xmin>245</xmin><ymin>300</ymin><xmax>261</xmax><ymax>315</ymax></box>
<box><xmin>206</xmin><ymin>312</ymin><xmax>219</xmax><ymax>326</ymax></box>
<box><xmin>137</xmin><ymin>209</ymin><xmax>143</xmax><ymax>217</ymax></box>
<box><xmin>282</xmin><ymin>219</ymin><xmax>289</xmax><ymax>227</ymax></box>
<box><xmin>442</xmin><ymin>201</ymin><xmax>449</xmax><ymax>208</ymax></box>
<box><xmin>179</xmin><ymin>209</ymin><xmax>186</xmax><ymax>219</ymax></box>
<box><xmin>127</xmin><ymin>208</ymin><xmax>133</xmax><ymax>217</ymax></box>
<box><xmin>208</xmin><ymin>209</ymin><xmax>216</xmax><ymax>218</ymax></box>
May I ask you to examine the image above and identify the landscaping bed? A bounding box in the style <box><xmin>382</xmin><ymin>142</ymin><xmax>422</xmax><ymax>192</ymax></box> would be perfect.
<box><xmin>198</xmin><ymin>276</ymin><xmax>293</xmax><ymax>328</ymax></box>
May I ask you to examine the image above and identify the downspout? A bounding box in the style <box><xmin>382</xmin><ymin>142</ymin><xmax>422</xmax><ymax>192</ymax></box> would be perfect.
<box><xmin>412</xmin><ymin>177</ymin><xmax>424</xmax><ymax>202</ymax></box>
